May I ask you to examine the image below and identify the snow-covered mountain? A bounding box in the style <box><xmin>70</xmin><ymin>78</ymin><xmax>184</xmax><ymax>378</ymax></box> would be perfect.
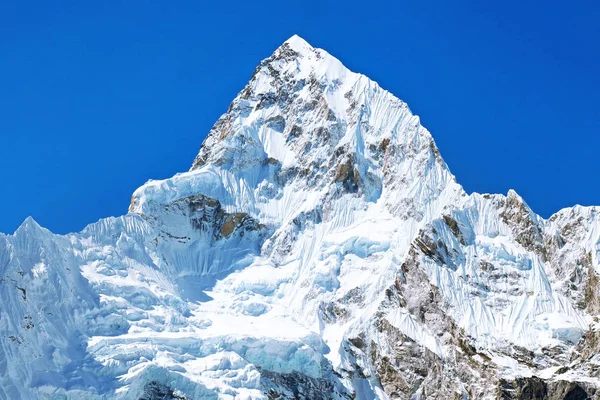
<box><xmin>2</xmin><ymin>35</ymin><xmax>599</xmax><ymax>400</ymax></box>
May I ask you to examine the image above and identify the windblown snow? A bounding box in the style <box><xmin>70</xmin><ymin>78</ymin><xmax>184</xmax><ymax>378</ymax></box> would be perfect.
<box><xmin>1</xmin><ymin>35</ymin><xmax>599</xmax><ymax>400</ymax></box>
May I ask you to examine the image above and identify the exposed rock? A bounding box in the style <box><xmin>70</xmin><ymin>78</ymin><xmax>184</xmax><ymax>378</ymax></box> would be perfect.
<box><xmin>334</xmin><ymin>155</ymin><xmax>361</xmax><ymax>193</ymax></box>
<box><xmin>443</xmin><ymin>214</ymin><xmax>466</xmax><ymax>245</ymax></box>
<box><xmin>160</xmin><ymin>194</ymin><xmax>264</xmax><ymax>241</ymax></box>
<box><xmin>260</xmin><ymin>369</ymin><xmax>350</xmax><ymax>400</ymax></box>
<box><xmin>498</xmin><ymin>378</ymin><xmax>596</xmax><ymax>400</ymax></box>
<box><xmin>500</xmin><ymin>191</ymin><xmax>544</xmax><ymax>257</ymax></box>
<box><xmin>139</xmin><ymin>381</ymin><xmax>187</xmax><ymax>400</ymax></box>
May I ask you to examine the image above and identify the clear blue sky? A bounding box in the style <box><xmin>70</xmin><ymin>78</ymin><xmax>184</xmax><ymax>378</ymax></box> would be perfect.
<box><xmin>1</xmin><ymin>1</ymin><xmax>598</xmax><ymax>234</ymax></box>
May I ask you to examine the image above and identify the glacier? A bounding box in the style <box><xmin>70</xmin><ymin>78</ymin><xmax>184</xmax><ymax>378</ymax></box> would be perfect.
<box><xmin>1</xmin><ymin>35</ymin><xmax>599</xmax><ymax>399</ymax></box>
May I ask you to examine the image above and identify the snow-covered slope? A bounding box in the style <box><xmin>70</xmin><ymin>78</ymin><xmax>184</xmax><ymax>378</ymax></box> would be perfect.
<box><xmin>2</xmin><ymin>35</ymin><xmax>599</xmax><ymax>400</ymax></box>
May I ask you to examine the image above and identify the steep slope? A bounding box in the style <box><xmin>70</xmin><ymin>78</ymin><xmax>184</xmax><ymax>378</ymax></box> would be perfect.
<box><xmin>1</xmin><ymin>35</ymin><xmax>599</xmax><ymax>400</ymax></box>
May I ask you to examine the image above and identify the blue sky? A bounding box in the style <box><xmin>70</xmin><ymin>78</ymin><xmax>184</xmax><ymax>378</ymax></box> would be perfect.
<box><xmin>1</xmin><ymin>1</ymin><xmax>598</xmax><ymax>234</ymax></box>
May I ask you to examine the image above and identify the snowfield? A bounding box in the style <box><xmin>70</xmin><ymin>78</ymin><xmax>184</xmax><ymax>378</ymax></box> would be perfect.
<box><xmin>1</xmin><ymin>35</ymin><xmax>599</xmax><ymax>399</ymax></box>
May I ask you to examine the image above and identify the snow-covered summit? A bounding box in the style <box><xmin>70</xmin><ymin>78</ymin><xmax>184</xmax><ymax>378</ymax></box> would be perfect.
<box><xmin>283</xmin><ymin>34</ymin><xmax>313</xmax><ymax>53</ymax></box>
<box><xmin>2</xmin><ymin>36</ymin><xmax>600</xmax><ymax>399</ymax></box>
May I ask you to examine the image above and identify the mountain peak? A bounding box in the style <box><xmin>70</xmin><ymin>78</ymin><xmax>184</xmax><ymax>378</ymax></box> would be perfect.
<box><xmin>15</xmin><ymin>215</ymin><xmax>43</xmax><ymax>234</ymax></box>
<box><xmin>282</xmin><ymin>34</ymin><xmax>313</xmax><ymax>54</ymax></box>
<box><xmin>6</xmin><ymin>37</ymin><xmax>600</xmax><ymax>400</ymax></box>
<box><xmin>157</xmin><ymin>31</ymin><xmax>458</xmax><ymax>224</ymax></box>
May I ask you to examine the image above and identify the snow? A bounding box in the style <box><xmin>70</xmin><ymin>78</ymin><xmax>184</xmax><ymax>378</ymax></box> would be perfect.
<box><xmin>1</xmin><ymin>35</ymin><xmax>599</xmax><ymax>399</ymax></box>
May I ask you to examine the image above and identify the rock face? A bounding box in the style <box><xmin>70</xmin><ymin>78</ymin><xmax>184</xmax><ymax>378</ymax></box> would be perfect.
<box><xmin>1</xmin><ymin>35</ymin><xmax>600</xmax><ymax>399</ymax></box>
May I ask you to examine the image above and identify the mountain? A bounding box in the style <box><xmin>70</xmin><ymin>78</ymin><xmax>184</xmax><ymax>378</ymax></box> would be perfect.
<box><xmin>1</xmin><ymin>35</ymin><xmax>599</xmax><ymax>400</ymax></box>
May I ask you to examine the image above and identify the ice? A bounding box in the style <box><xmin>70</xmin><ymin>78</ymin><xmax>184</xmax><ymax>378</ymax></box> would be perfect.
<box><xmin>1</xmin><ymin>35</ymin><xmax>600</xmax><ymax>399</ymax></box>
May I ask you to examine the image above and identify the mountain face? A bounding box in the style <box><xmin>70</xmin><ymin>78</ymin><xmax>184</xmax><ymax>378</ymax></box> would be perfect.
<box><xmin>1</xmin><ymin>35</ymin><xmax>599</xmax><ymax>400</ymax></box>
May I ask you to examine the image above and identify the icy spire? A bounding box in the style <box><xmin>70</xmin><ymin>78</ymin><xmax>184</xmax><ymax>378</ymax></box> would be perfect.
<box><xmin>14</xmin><ymin>216</ymin><xmax>44</xmax><ymax>235</ymax></box>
